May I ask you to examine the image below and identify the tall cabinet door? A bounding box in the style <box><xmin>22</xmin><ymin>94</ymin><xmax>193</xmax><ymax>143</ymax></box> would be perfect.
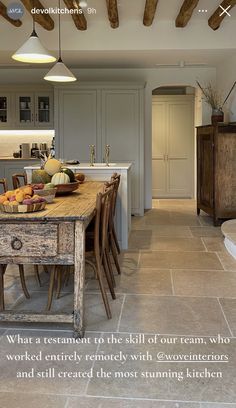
<box><xmin>102</xmin><ymin>89</ymin><xmax>142</xmax><ymax>215</ymax></box>
<box><xmin>152</xmin><ymin>100</ymin><xmax>167</xmax><ymax>198</ymax></box>
<box><xmin>58</xmin><ymin>90</ymin><xmax>98</xmax><ymax>162</ymax></box>
<box><xmin>152</xmin><ymin>96</ymin><xmax>194</xmax><ymax>198</ymax></box>
<box><xmin>167</xmin><ymin>99</ymin><xmax>194</xmax><ymax>197</ymax></box>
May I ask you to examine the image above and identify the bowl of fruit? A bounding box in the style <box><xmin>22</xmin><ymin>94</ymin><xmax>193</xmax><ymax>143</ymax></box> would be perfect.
<box><xmin>32</xmin><ymin>157</ymin><xmax>80</xmax><ymax>196</ymax></box>
<box><xmin>0</xmin><ymin>185</ymin><xmax>46</xmax><ymax>213</ymax></box>
<box><xmin>32</xmin><ymin>183</ymin><xmax>57</xmax><ymax>203</ymax></box>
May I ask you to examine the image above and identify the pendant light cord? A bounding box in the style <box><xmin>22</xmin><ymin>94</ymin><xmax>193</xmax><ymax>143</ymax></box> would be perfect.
<box><xmin>32</xmin><ymin>0</ymin><xmax>36</xmax><ymax>36</ymax></box>
<box><xmin>58</xmin><ymin>0</ymin><xmax>62</xmax><ymax>61</ymax></box>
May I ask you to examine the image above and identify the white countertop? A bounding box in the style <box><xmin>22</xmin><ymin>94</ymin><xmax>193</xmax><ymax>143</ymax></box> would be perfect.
<box><xmin>24</xmin><ymin>162</ymin><xmax>132</xmax><ymax>170</ymax></box>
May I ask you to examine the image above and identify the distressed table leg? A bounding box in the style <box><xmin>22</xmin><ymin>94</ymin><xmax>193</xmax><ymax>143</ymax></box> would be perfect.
<box><xmin>0</xmin><ymin>265</ymin><xmax>7</xmax><ymax>311</ymax></box>
<box><xmin>74</xmin><ymin>221</ymin><xmax>85</xmax><ymax>338</ymax></box>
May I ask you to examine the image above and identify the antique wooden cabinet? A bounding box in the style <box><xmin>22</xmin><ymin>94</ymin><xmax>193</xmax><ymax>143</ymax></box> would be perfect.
<box><xmin>197</xmin><ymin>124</ymin><xmax>236</xmax><ymax>225</ymax></box>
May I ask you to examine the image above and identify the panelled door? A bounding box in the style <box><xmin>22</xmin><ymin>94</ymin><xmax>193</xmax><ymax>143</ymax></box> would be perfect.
<box><xmin>58</xmin><ymin>90</ymin><xmax>98</xmax><ymax>161</ymax></box>
<box><xmin>152</xmin><ymin>95</ymin><xmax>194</xmax><ymax>198</ymax></box>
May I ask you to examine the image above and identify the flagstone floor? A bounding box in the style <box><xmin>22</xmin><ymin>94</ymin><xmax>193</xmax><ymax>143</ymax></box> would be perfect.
<box><xmin>1</xmin><ymin>199</ymin><xmax>236</xmax><ymax>408</ymax></box>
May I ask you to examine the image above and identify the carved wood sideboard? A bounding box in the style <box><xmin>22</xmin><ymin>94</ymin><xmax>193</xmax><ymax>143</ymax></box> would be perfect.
<box><xmin>197</xmin><ymin>124</ymin><xmax>236</xmax><ymax>225</ymax></box>
<box><xmin>0</xmin><ymin>181</ymin><xmax>104</xmax><ymax>338</ymax></box>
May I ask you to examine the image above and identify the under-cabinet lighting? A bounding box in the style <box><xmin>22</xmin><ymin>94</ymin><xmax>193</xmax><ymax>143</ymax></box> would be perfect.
<box><xmin>0</xmin><ymin>130</ymin><xmax>55</xmax><ymax>136</ymax></box>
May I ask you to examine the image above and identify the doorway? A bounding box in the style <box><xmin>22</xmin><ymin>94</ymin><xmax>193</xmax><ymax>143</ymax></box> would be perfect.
<box><xmin>152</xmin><ymin>86</ymin><xmax>196</xmax><ymax>199</ymax></box>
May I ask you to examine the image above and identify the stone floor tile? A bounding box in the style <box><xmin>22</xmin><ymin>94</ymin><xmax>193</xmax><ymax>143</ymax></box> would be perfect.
<box><xmin>151</xmin><ymin>226</ymin><xmax>192</xmax><ymax>238</ymax></box>
<box><xmin>139</xmin><ymin>251</ymin><xmax>223</xmax><ymax>270</ymax></box>
<box><xmin>129</xmin><ymin>230</ymin><xmax>153</xmax><ymax>250</ymax></box>
<box><xmin>198</xmin><ymin>215</ymin><xmax>215</xmax><ymax>226</ymax></box>
<box><xmin>84</xmin><ymin>294</ymin><xmax>125</xmax><ymax>332</ymax></box>
<box><xmin>172</xmin><ymin>270</ymin><xmax>236</xmax><ymax>298</ymax></box>
<box><xmin>0</xmin><ymin>392</ymin><xmax>67</xmax><ymax>408</ymax></box>
<box><xmin>217</xmin><ymin>251</ymin><xmax>236</xmax><ymax>272</ymax></box>
<box><xmin>201</xmin><ymin>405</ymin><xmax>236</xmax><ymax>408</ymax></box>
<box><xmin>0</xmin><ymin>330</ymin><xmax>100</xmax><ymax>395</ymax></box>
<box><xmin>87</xmin><ymin>334</ymin><xmax>236</xmax><ymax>402</ymax></box>
<box><xmin>145</xmin><ymin>216</ymin><xmax>200</xmax><ymax>227</ymax></box>
<box><xmin>11</xmin><ymin>291</ymin><xmax>124</xmax><ymax>333</ymax></box>
<box><xmin>190</xmin><ymin>227</ymin><xmax>222</xmax><ymax>238</ymax></box>
<box><xmin>150</xmin><ymin>237</ymin><xmax>205</xmax><ymax>252</ymax></box>
<box><xmin>219</xmin><ymin>298</ymin><xmax>236</xmax><ymax>336</ymax></box>
<box><xmin>87</xmin><ymin>269</ymin><xmax>172</xmax><ymax>296</ymax></box>
<box><xmin>118</xmin><ymin>251</ymin><xmax>140</xmax><ymax>271</ymax></box>
<box><xmin>119</xmin><ymin>295</ymin><xmax>230</xmax><ymax>336</ymax></box>
<box><xmin>68</xmin><ymin>396</ymin><xmax>199</xmax><ymax>407</ymax></box>
<box><xmin>202</xmin><ymin>238</ymin><xmax>225</xmax><ymax>252</ymax></box>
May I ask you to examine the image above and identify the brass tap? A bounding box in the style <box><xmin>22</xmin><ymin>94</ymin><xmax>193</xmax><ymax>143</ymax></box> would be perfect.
<box><xmin>89</xmin><ymin>144</ymin><xmax>95</xmax><ymax>166</ymax></box>
<box><xmin>105</xmin><ymin>144</ymin><xmax>110</xmax><ymax>166</ymax></box>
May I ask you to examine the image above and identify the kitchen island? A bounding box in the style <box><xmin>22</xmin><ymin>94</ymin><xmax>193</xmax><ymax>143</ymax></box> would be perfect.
<box><xmin>24</xmin><ymin>163</ymin><xmax>132</xmax><ymax>249</ymax></box>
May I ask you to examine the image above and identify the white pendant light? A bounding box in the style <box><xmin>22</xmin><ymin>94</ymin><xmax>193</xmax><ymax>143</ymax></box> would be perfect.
<box><xmin>12</xmin><ymin>22</ymin><xmax>56</xmax><ymax>63</ymax></box>
<box><xmin>44</xmin><ymin>0</ymin><xmax>76</xmax><ymax>82</ymax></box>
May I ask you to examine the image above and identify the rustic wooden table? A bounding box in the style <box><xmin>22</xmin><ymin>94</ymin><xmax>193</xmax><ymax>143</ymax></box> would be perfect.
<box><xmin>0</xmin><ymin>181</ymin><xmax>104</xmax><ymax>338</ymax></box>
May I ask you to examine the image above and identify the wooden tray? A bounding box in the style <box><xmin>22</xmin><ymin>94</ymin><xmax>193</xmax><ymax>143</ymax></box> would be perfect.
<box><xmin>55</xmin><ymin>181</ymin><xmax>79</xmax><ymax>195</ymax></box>
<box><xmin>0</xmin><ymin>202</ymin><xmax>46</xmax><ymax>213</ymax></box>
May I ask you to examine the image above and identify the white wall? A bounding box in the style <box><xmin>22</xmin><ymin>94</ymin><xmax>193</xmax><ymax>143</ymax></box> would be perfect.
<box><xmin>217</xmin><ymin>55</ymin><xmax>236</xmax><ymax>122</ymax></box>
<box><xmin>0</xmin><ymin>66</ymin><xmax>216</xmax><ymax>208</ymax></box>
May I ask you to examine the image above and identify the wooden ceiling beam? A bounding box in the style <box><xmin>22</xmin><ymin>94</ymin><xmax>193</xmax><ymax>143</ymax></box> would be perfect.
<box><xmin>63</xmin><ymin>0</ymin><xmax>87</xmax><ymax>30</ymax></box>
<box><xmin>143</xmin><ymin>0</ymin><xmax>159</xmax><ymax>26</ymax></box>
<box><xmin>175</xmin><ymin>0</ymin><xmax>199</xmax><ymax>27</ymax></box>
<box><xmin>106</xmin><ymin>0</ymin><xmax>119</xmax><ymax>29</ymax></box>
<box><xmin>20</xmin><ymin>0</ymin><xmax>54</xmax><ymax>30</ymax></box>
<box><xmin>0</xmin><ymin>1</ymin><xmax>22</xmax><ymax>27</ymax></box>
<box><xmin>208</xmin><ymin>0</ymin><xmax>236</xmax><ymax>30</ymax></box>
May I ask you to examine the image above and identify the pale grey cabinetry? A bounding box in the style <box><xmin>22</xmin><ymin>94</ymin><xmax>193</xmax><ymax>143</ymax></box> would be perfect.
<box><xmin>57</xmin><ymin>89</ymin><xmax>98</xmax><ymax>162</ymax></box>
<box><xmin>54</xmin><ymin>83</ymin><xmax>144</xmax><ymax>215</ymax></box>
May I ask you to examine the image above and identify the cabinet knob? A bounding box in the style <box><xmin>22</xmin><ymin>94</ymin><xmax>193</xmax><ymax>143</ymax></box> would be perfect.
<box><xmin>11</xmin><ymin>237</ymin><xmax>23</xmax><ymax>251</ymax></box>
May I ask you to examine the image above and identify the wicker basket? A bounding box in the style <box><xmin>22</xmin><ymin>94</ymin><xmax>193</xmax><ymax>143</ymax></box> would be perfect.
<box><xmin>0</xmin><ymin>202</ymin><xmax>46</xmax><ymax>213</ymax></box>
<box><xmin>33</xmin><ymin>188</ymin><xmax>57</xmax><ymax>203</ymax></box>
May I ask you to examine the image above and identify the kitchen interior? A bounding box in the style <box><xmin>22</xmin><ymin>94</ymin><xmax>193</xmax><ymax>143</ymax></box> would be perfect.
<box><xmin>1</xmin><ymin>0</ymin><xmax>236</xmax><ymax>406</ymax></box>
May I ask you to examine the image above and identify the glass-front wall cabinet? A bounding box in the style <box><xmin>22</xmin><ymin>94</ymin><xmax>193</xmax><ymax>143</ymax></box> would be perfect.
<box><xmin>0</xmin><ymin>94</ymin><xmax>11</xmax><ymax>127</ymax></box>
<box><xmin>16</xmin><ymin>92</ymin><xmax>53</xmax><ymax>128</ymax></box>
<box><xmin>18</xmin><ymin>94</ymin><xmax>34</xmax><ymax>125</ymax></box>
<box><xmin>36</xmin><ymin>94</ymin><xmax>51</xmax><ymax>125</ymax></box>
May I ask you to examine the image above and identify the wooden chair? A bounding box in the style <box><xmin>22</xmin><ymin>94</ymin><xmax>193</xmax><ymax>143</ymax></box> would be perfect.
<box><xmin>46</xmin><ymin>188</ymin><xmax>116</xmax><ymax>318</ymax></box>
<box><xmin>104</xmin><ymin>174</ymin><xmax>121</xmax><ymax>275</ymax></box>
<box><xmin>0</xmin><ymin>178</ymin><xmax>8</xmax><ymax>194</ymax></box>
<box><xmin>12</xmin><ymin>173</ymin><xmax>27</xmax><ymax>189</ymax></box>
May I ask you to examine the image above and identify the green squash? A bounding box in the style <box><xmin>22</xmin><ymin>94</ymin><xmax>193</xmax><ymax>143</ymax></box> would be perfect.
<box><xmin>32</xmin><ymin>170</ymin><xmax>51</xmax><ymax>184</ymax></box>
<box><xmin>61</xmin><ymin>168</ymin><xmax>75</xmax><ymax>182</ymax></box>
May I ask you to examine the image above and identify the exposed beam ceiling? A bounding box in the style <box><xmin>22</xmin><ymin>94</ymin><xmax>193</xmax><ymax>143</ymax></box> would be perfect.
<box><xmin>0</xmin><ymin>1</ymin><xmax>22</xmax><ymax>26</ymax></box>
<box><xmin>143</xmin><ymin>0</ymin><xmax>159</xmax><ymax>26</ymax></box>
<box><xmin>208</xmin><ymin>0</ymin><xmax>236</xmax><ymax>30</ymax></box>
<box><xmin>63</xmin><ymin>0</ymin><xmax>87</xmax><ymax>30</ymax></box>
<box><xmin>175</xmin><ymin>0</ymin><xmax>200</xmax><ymax>27</ymax></box>
<box><xmin>20</xmin><ymin>0</ymin><xmax>54</xmax><ymax>30</ymax></box>
<box><xmin>106</xmin><ymin>0</ymin><xmax>119</xmax><ymax>29</ymax></box>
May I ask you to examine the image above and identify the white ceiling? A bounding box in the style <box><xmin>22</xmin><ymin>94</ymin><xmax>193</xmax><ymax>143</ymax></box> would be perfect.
<box><xmin>0</xmin><ymin>0</ymin><xmax>236</xmax><ymax>68</ymax></box>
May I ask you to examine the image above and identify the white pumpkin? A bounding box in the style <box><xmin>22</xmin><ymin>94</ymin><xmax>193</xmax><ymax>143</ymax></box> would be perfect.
<box><xmin>51</xmin><ymin>172</ymin><xmax>70</xmax><ymax>185</ymax></box>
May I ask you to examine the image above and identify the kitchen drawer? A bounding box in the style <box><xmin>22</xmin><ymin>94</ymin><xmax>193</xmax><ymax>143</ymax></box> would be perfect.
<box><xmin>0</xmin><ymin>223</ymin><xmax>58</xmax><ymax>256</ymax></box>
